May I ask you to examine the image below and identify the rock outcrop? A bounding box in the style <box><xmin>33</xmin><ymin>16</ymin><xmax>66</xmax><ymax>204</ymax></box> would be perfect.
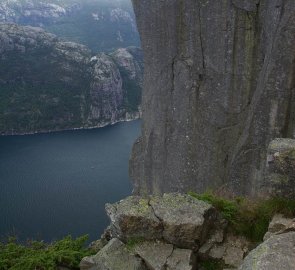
<box><xmin>0</xmin><ymin>23</ymin><xmax>143</xmax><ymax>135</ymax></box>
<box><xmin>265</xmin><ymin>138</ymin><xmax>295</xmax><ymax>198</ymax></box>
<box><xmin>105</xmin><ymin>193</ymin><xmax>217</xmax><ymax>249</ymax></box>
<box><xmin>130</xmin><ymin>0</ymin><xmax>295</xmax><ymax>196</ymax></box>
<box><xmin>82</xmin><ymin>193</ymin><xmax>253</xmax><ymax>270</ymax></box>
<box><xmin>80</xmin><ymin>238</ymin><xmax>147</xmax><ymax>270</ymax></box>
<box><xmin>239</xmin><ymin>232</ymin><xmax>295</xmax><ymax>270</ymax></box>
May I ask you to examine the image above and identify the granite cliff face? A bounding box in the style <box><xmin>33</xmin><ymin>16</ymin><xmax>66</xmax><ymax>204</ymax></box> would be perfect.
<box><xmin>130</xmin><ymin>0</ymin><xmax>295</xmax><ymax>196</ymax></box>
<box><xmin>0</xmin><ymin>23</ymin><xmax>143</xmax><ymax>135</ymax></box>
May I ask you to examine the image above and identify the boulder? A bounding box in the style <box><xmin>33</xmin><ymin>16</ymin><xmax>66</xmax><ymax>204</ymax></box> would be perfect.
<box><xmin>134</xmin><ymin>241</ymin><xmax>174</xmax><ymax>270</ymax></box>
<box><xmin>263</xmin><ymin>214</ymin><xmax>295</xmax><ymax>241</ymax></box>
<box><xmin>106</xmin><ymin>193</ymin><xmax>217</xmax><ymax>249</ymax></box>
<box><xmin>239</xmin><ymin>232</ymin><xmax>295</xmax><ymax>270</ymax></box>
<box><xmin>150</xmin><ymin>193</ymin><xmax>216</xmax><ymax>248</ymax></box>
<box><xmin>105</xmin><ymin>196</ymin><xmax>163</xmax><ymax>241</ymax></box>
<box><xmin>80</xmin><ymin>238</ymin><xmax>147</xmax><ymax>270</ymax></box>
<box><xmin>265</xmin><ymin>138</ymin><xmax>295</xmax><ymax>198</ymax></box>
<box><xmin>134</xmin><ymin>240</ymin><xmax>196</xmax><ymax>270</ymax></box>
<box><xmin>166</xmin><ymin>248</ymin><xmax>196</xmax><ymax>270</ymax></box>
<box><xmin>202</xmin><ymin>233</ymin><xmax>250</xmax><ymax>268</ymax></box>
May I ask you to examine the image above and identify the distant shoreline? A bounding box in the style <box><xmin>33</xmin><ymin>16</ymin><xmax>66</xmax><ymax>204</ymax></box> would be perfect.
<box><xmin>0</xmin><ymin>114</ymin><xmax>141</xmax><ymax>137</ymax></box>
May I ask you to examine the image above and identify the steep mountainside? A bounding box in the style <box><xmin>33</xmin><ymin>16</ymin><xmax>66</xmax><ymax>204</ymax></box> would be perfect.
<box><xmin>130</xmin><ymin>0</ymin><xmax>295</xmax><ymax>196</ymax></box>
<box><xmin>0</xmin><ymin>23</ymin><xmax>143</xmax><ymax>135</ymax></box>
<box><xmin>0</xmin><ymin>0</ymin><xmax>139</xmax><ymax>52</ymax></box>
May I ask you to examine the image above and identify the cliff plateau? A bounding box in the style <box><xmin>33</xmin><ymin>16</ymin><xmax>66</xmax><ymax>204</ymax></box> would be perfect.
<box><xmin>130</xmin><ymin>0</ymin><xmax>295</xmax><ymax>196</ymax></box>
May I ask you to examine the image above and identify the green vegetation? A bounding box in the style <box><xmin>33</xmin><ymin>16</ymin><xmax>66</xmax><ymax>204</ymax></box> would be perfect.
<box><xmin>126</xmin><ymin>237</ymin><xmax>145</xmax><ymax>251</ymax></box>
<box><xmin>200</xmin><ymin>259</ymin><xmax>227</xmax><ymax>270</ymax></box>
<box><xmin>0</xmin><ymin>235</ymin><xmax>95</xmax><ymax>270</ymax></box>
<box><xmin>188</xmin><ymin>191</ymin><xmax>295</xmax><ymax>242</ymax></box>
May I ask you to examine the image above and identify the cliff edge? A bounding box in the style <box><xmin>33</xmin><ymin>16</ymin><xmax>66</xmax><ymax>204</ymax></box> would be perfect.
<box><xmin>130</xmin><ymin>0</ymin><xmax>295</xmax><ymax>196</ymax></box>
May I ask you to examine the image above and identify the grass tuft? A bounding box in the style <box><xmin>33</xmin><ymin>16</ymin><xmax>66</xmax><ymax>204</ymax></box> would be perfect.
<box><xmin>188</xmin><ymin>191</ymin><xmax>295</xmax><ymax>242</ymax></box>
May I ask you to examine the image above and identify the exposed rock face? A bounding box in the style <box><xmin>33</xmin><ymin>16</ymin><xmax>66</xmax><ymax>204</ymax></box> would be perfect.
<box><xmin>265</xmin><ymin>138</ymin><xmax>295</xmax><ymax>198</ymax></box>
<box><xmin>80</xmin><ymin>238</ymin><xmax>147</xmax><ymax>270</ymax></box>
<box><xmin>105</xmin><ymin>193</ymin><xmax>217</xmax><ymax>249</ymax></box>
<box><xmin>82</xmin><ymin>193</ymin><xmax>253</xmax><ymax>270</ymax></box>
<box><xmin>0</xmin><ymin>23</ymin><xmax>143</xmax><ymax>134</ymax></box>
<box><xmin>130</xmin><ymin>0</ymin><xmax>295</xmax><ymax>196</ymax></box>
<box><xmin>239</xmin><ymin>232</ymin><xmax>295</xmax><ymax>270</ymax></box>
<box><xmin>263</xmin><ymin>214</ymin><xmax>295</xmax><ymax>241</ymax></box>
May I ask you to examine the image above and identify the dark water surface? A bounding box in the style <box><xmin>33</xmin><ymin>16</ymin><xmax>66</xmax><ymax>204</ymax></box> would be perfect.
<box><xmin>0</xmin><ymin>120</ymin><xmax>140</xmax><ymax>243</ymax></box>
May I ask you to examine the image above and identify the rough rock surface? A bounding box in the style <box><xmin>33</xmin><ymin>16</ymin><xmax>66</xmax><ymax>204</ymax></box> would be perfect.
<box><xmin>149</xmin><ymin>193</ymin><xmax>216</xmax><ymax>248</ymax></box>
<box><xmin>134</xmin><ymin>241</ymin><xmax>174</xmax><ymax>270</ymax></box>
<box><xmin>130</xmin><ymin>0</ymin><xmax>295</xmax><ymax>196</ymax></box>
<box><xmin>265</xmin><ymin>138</ymin><xmax>295</xmax><ymax>198</ymax></box>
<box><xmin>80</xmin><ymin>238</ymin><xmax>147</xmax><ymax>270</ymax></box>
<box><xmin>134</xmin><ymin>241</ymin><xmax>195</xmax><ymax>270</ymax></box>
<box><xmin>0</xmin><ymin>23</ymin><xmax>143</xmax><ymax>134</ymax></box>
<box><xmin>83</xmin><ymin>194</ymin><xmax>295</xmax><ymax>269</ymax></box>
<box><xmin>105</xmin><ymin>196</ymin><xmax>163</xmax><ymax>241</ymax></box>
<box><xmin>239</xmin><ymin>232</ymin><xmax>295</xmax><ymax>270</ymax></box>
<box><xmin>263</xmin><ymin>214</ymin><xmax>295</xmax><ymax>241</ymax></box>
<box><xmin>105</xmin><ymin>193</ymin><xmax>216</xmax><ymax>249</ymax></box>
<box><xmin>200</xmin><ymin>232</ymin><xmax>250</xmax><ymax>268</ymax></box>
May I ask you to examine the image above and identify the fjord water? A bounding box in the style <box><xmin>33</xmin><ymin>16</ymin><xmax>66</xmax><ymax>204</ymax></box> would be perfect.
<box><xmin>0</xmin><ymin>120</ymin><xmax>140</xmax><ymax>242</ymax></box>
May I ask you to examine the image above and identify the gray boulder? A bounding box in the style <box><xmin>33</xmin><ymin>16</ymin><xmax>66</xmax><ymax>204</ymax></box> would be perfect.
<box><xmin>134</xmin><ymin>241</ymin><xmax>174</xmax><ymax>270</ymax></box>
<box><xmin>265</xmin><ymin>138</ymin><xmax>295</xmax><ymax>198</ymax></box>
<box><xmin>263</xmin><ymin>214</ymin><xmax>295</xmax><ymax>240</ymax></box>
<box><xmin>80</xmin><ymin>238</ymin><xmax>147</xmax><ymax>270</ymax></box>
<box><xmin>239</xmin><ymin>232</ymin><xmax>295</xmax><ymax>270</ymax></box>
<box><xmin>106</xmin><ymin>193</ymin><xmax>216</xmax><ymax>249</ymax></box>
<box><xmin>149</xmin><ymin>193</ymin><xmax>216</xmax><ymax>248</ymax></box>
<box><xmin>166</xmin><ymin>248</ymin><xmax>196</xmax><ymax>270</ymax></box>
<box><xmin>133</xmin><ymin>240</ymin><xmax>196</xmax><ymax>270</ymax></box>
<box><xmin>105</xmin><ymin>196</ymin><xmax>163</xmax><ymax>241</ymax></box>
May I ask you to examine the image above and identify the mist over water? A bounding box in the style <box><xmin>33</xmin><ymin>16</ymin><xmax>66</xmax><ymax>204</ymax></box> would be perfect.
<box><xmin>0</xmin><ymin>120</ymin><xmax>140</xmax><ymax>243</ymax></box>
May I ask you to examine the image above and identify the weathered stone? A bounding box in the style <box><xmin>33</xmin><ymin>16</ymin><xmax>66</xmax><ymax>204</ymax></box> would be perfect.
<box><xmin>150</xmin><ymin>193</ymin><xmax>216</xmax><ymax>249</ymax></box>
<box><xmin>80</xmin><ymin>238</ymin><xmax>147</xmax><ymax>270</ymax></box>
<box><xmin>263</xmin><ymin>214</ymin><xmax>294</xmax><ymax>240</ymax></box>
<box><xmin>265</xmin><ymin>138</ymin><xmax>295</xmax><ymax>198</ymax></box>
<box><xmin>166</xmin><ymin>248</ymin><xmax>196</xmax><ymax>270</ymax></box>
<box><xmin>232</xmin><ymin>0</ymin><xmax>260</xmax><ymax>12</ymax></box>
<box><xmin>223</xmin><ymin>246</ymin><xmax>245</xmax><ymax>267</ymax></box>
<box><xmin>80</xmin><ymin>256</ymin><xmax>96</xmax><ymax>270</ymax></box>
<box><xmin>208</xmin><ymin>245</ymin><xmax>226</xmax><ymax>260</ymax></box>
<box><xmin>203</xmin><ymin>233</ymin><xmax>250</xmax><ymax>268</ymax></box>
<box><xmin>239</xmin><ymin>232</ymin><xmax>295</xmax><ymax>270</ymax></box>
<box><xmin>106</xmin><ymin>193</ymin><xmax>217</xmax><ymax>249</ymax></box>
<box><xmin>88</xmin><ymin>238</ymin><xmax>108</xmax><ymax>253</ymax></box>
<box><xmin>134</xmin><ymin>241</ymin><xmax>174</xmax><ymax>270</ymax></box>
<box><xmin>105</xmin><ymin>196</ymin><xmax>163</xmax><ymax>241</ymax></box>
<box><xmin>130</xmin><ymin>0</ymin><xmax>295</xmax><ymax>197</ymax></box>
<box><xmin>199</xmin><ymin>217</ymin><xmax>227</xmax><ymax>256</ymax></box>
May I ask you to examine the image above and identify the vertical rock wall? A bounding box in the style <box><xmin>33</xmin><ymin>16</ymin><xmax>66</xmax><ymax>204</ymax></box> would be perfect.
<box><xmin>130</xmin><ymin>0</ymin><xmax>295</xmax><ymax>196</ymax></box>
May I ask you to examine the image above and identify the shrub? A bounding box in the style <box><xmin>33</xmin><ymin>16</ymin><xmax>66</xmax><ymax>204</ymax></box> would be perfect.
<box><xmin>0</xmin><ymin>235</ymin><xmax>95</xmax><ymax>270</ymax></box>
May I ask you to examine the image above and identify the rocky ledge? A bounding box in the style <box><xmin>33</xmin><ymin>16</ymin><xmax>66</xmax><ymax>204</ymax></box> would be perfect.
<box><xmin>80</xmin><ymin>193</ymin><xmax>295</xmax><ymax>270</ymax></box>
